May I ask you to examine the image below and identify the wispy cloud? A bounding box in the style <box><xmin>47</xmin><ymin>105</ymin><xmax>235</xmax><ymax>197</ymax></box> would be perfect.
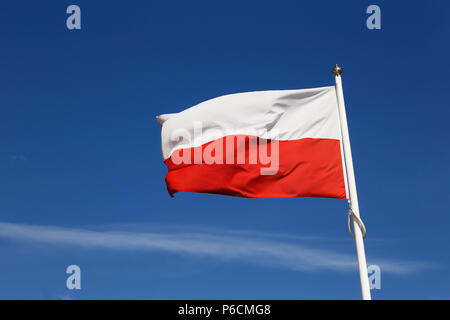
<box><xmin>9</xmin><ymin>155</ymin><xmax>27</xmax><ymax>161</ymax></box>
<box><xmin>0</xmin><ymin>221</ymin><xmax>430</xmax><ymax>274</ymax></box>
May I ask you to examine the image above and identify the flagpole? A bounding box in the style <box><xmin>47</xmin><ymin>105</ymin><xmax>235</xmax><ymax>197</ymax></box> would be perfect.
<box><xmin>332</xmin><ymin>64</ymin><xmax>371</xmax><ymax>300</ymax></box>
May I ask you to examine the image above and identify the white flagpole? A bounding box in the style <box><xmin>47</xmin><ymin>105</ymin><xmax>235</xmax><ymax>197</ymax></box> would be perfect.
<box><xmin>332</xmin><ymin>64</ymin><xmax>372</xmax><ymax>300</ymax></box>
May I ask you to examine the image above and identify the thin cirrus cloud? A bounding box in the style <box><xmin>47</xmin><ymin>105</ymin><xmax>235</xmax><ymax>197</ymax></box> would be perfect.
<box><xmin>0</xmin><ymin>221</ymin><xmax>429</xmax><ymax>274</ymax></box>
<box><xmin>9</xmin><ymin>155</ymin><xmax>27</xmax><ymax>161</ymax></box>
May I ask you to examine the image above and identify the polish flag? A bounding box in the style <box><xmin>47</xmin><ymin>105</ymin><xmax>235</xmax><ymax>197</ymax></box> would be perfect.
<box><xmin>157</xmin><ymin>86</ymin><xmax>349</xmax><ymax>199</ymax></box>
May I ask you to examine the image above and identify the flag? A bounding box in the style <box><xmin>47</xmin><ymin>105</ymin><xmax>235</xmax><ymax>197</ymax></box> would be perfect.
<box><xmin>157</xmin><ymin>86</ymin><xmax>348</xmax><ymax>199</ymax></box>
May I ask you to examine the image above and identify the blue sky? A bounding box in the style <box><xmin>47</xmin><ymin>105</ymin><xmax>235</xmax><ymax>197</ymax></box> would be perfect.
<box><xmin>0</xmin><ymin>0</ymin><xmax>449</xmax><ymax>299</ymax></box>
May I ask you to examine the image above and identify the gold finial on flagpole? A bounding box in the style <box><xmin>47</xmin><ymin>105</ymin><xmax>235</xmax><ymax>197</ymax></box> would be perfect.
<box><xmin>332</xmin><ymin>64</ymin><xmax>343</xmax><ymax>76</ymax></box>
